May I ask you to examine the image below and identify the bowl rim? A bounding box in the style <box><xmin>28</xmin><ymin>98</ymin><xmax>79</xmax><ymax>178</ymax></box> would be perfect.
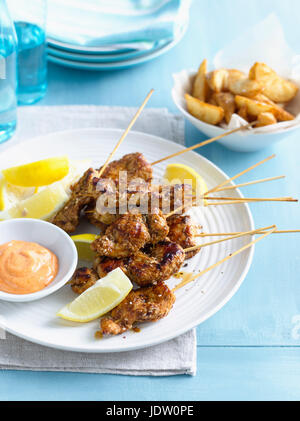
<box><xmin>0</xmin><ymin>218</ymin><xmax>78</xmax><ymax>302</ymax></box>
<box><xmin>172</xmin><ymin>69</ymin><xmax>300</xmax><ymax>137</ymax></box>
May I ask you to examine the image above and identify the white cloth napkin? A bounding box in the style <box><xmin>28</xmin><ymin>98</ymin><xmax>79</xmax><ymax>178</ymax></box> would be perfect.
<box><xmin>0</xmin><ymin>105</ymin><xmax>196</xmax><ymax>376</ymax></box>
<box><xmin>46</xmin><ymin>0</ymin><xmax>192</xmax><ymax>50</ymax></box>
<box><xmin>0</xmin><ymin>331</ymin><xmax>196</xmax><ymax>376</ymax></box>
<box><xmin>4</xmin><ymin>105</ymin><xmax>185</xmax><ymax>148</ymax></box>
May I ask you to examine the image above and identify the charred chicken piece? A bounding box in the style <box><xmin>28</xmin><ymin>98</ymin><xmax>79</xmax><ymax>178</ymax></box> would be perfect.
<box><xmin>94</xmin><ymin>255</ymin><xmax>129</xmax><ymax>279</ymax></box>
<box><xmin>127</xmin><ymin>241</ymin><xmax>185</xmax><ymax>286</ymax></box>
<box><xmin>85</xmin><ymin>207</ymin><xmax>118</xmax><ymax>227</ymax></box>
<box><xmin>85</xmin><ymin>184</ymin><xmax>148</xmax><ymax>228</ymax></box>
<box><xmin>99</xmin><ymin>152</ymin><xmax>153</xmax><ymax>185</ymax></box>
<box><xmin>100</xmin><ymin>282</ymin><xmax>176</xmax><ymax>335</ymax></box>
<box><xmin>167</xmin><ymin>214</ymin><xmax>200</xmax><ymax>260</ymax></box>
<box><xmin>94</xmin><ymin>241</ymin><xmax>184</xmax><ymax>287</ymax></box>
<box><xmin>143</xmin><ymin>209</ymin><xmax>169</xmax><ymax>244</ymax></box>
<box><xmin>85</xmin><ymin>204</ymin><xmax>112</xmax><ymax>232</ymax></box>
<box><xmin>85</xmin><ymin>153</ymin><xmax>152</xmax><ymax>227</ymax></box>
<box><xmin>91</xmin><ymin>210</ymin><xmax>169</xmax><ymax>259</ymax></box>
<box><xmin>70</xmin><ymin>267</ymin><xmax>99</xmax><ymax>295</ymax></box>
<box><xmin>90</xmin><ymin>152</ymin><xmax>153</xmax><ymax>226</ymax></box>
<box><xmin>91</xmin><ymin>213</ymin><xmax>151</xmax><ymax>258</ymax></box>
<box><xmin>52</xmin><ymin>168</ymin><xmax>100</xmax><ymax>233</ymax></box>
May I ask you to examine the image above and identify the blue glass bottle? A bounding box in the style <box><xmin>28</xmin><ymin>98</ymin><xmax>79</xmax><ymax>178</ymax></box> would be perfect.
<box><xmin>0</xmin><ymin>0</ymin><xmax>17</xmax><ymax>144</ymax></box>
<box><xmin>15</xmin><ymin>20</ymin><xmax>47</xmax><ymax>105</ymax></box>
<box><xmin>9</xmin><ymin>0</ymin><xmax>47</xmax><ymax>105</ymax></box>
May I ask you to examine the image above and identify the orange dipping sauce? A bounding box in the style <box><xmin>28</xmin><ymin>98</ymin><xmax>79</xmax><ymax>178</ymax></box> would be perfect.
<box><xmin>0</xmin><ymin>240</ymin><xmax>58</xmax><ymax>295</ymax></box>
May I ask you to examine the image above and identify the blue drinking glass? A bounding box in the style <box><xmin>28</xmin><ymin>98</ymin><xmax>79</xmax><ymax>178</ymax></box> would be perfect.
<box><xmin>0</xmin><ymin>0</ymin><xmax>17</xmax><ymax>144</ymax></box>
<box><xmin>8</xmin><ymin>0</ymin><xmax>47</xmax><ymax>105</ymax></box>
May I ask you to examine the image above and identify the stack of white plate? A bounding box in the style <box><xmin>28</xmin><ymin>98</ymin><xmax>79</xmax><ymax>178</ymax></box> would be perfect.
<box><xmin>47</xmin><ymin>28</ymin><xmax>187</xmax><ymax>71</ymax></box>
<box><xmin>47</xmin><ymin>0</ymin><xmax>190</xmax><ymax>71</ymax></box>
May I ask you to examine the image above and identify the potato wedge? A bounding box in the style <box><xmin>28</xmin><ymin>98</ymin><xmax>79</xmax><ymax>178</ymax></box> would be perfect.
<box><xmin>251</xmin><ymin>94</ymin><xmax>295</xmax><ymax>121</ymax></box>
<box><xmin>227</xmin><ymin>69</ymin><xmax>246</xmax><ymax>81</ymax></box>
<box><xmin>207</xmin><ymin>69</ymin><xmax>229</xmax><ymax>93</ymax></box>
<box><xmin>272</xmin><ymin>105</ymin><xmax>295</xmax><ymax>122</ymax></box>
<box><xmin>251</xmin><ymin>93</ymin><xmax>276</xmax><ymax>104</ymax></box>
<box><xmin>235</xmin><ymin>95</ymin><xmax>275</xmax><ymax>117</ymax></box>
<box><xmin>207</xmin><ymin>93</ymin><xmax>218</xmax><ymax>106</ymax></box>
<box><xmin>228</xmin><ymin>77</ymin><xmax>262</xmax><ymax>97</ymax></box>
<box><xmin>238</xmin><ymin>105</ymin><xmax>249</xmax><ymax>121</ymax></box>
<box><xmin>192</xmin><ymin>59</ymin><xmax>209</xmax><ymax>101</ymax></box>
<box><xmin>256</xmin><ymin>112</ymin><xmax>277</xmax><ymax>127</ymax></box>
<box><xmin>214</xmin><ymin>92</ymin><xmax>236</xmax><ymax>124</ymax></box>
<box><xmin>249</xmin><ymin>62</ymin><xmax>298</xmax><ymax>103</ymax></box>
<box><xmin>185</xmin><ymin>93</ymin><xmax>224</xmax><ymax>125</ymax></box>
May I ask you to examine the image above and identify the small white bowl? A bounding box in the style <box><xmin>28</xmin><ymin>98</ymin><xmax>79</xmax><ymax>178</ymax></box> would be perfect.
<box><xmin>172</xmin><ymin>69</ymin><xmax>299</xmax><ymax>152</ymax></box>
<box><xmin>0</xmin><ymin>218</ymin><xmax>78</xmax><ymax>302</ymax></box>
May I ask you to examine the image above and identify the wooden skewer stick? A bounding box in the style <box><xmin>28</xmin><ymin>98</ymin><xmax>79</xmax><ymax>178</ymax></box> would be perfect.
<box><xmin>213</xmin><ymin>175</ymin><xmax>285</xmax><ymax>192</ymax></box>
<box><xmin>196</xmin><ymin>229</ymin><xmax>300</xmax><ymax>237</ymax></box>
<box><xmin>184</xmin><ymin>225</ymin><xmax>274</xmax><ymax>253</ymax></box>
<box><xmin>205</xmin><ymin>154</ymin><xmax>276</xmax><ymax>196</ymax></box>
<box><xmin>166</xmin><ymin>199</ymin><xmax>195</xmax><ymax>218</ymax></box>
<box><xmin>98</xmin><ymin>89</ymin><xmax>154</xmax><ymax>178</ymax></box>
<box><xmin>151</xmin><ymin>122</ymin><xmax>255</xmax><ymax>166</ymax></box>
<box><xmin>167</xmin><ymin>155</ymin><xmax>277</xmax><ymax>217</ymax></box>
<box><xmin>206</xmin><ymin>197</ymin><xmax>298</xmax><ymax>206</ymax></box>
<box><xmin>205</xmin><ymin>196</ymin><xmax>298</xmax><ymax>202</ymax></box>
<box><xmin>173</xmin><ymin>225</ymin><xmax>277</xmax><ymax>292</ymax></box>
<box><xmin>166</xmin><ymin>193</ymin><xmax>297</xmax><ymax>217</ymax></box>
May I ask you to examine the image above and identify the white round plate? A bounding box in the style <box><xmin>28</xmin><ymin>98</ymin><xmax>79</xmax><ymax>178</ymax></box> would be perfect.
<box><xmin>47</xmin><ymin>40</ymin><xmax>170</xmax><ymax>62</ymax></box>
<box><xmin>0</xmin><ymin>128</ymin><xmax>254</xmax><ymax>352</ymax></box>
<box><xmin>47</xmin><ymin>27</ymin><xmax>187</xmax><ymax>71</ymax></box>
<box><xmin>47</xmin><ymin>37</ymin><xmax>139</xmax><ymax>54</ymax></box>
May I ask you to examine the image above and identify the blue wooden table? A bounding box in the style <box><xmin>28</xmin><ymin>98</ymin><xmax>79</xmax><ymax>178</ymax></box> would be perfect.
<box><xmin>1</xmin><ymin>0</ymin><xmax>300</xmax><ymax>401</ymax></box>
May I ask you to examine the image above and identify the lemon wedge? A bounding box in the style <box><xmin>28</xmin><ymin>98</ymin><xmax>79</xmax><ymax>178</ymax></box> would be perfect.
<box><xmin>164</xmin><ymin>163</ymin><xmax>208</xmax><ymax>194</ymax></box>
<box><xmin>2</xmin><ymin>156</ymin><xmax>70</xmax><ymax>187</ymax></box>
<box><xmin>71</xmin><ymin>234</ymin><xmax>99</xmax><ymax>261</ymax></box>
<box><xmin>0</xmin><ymin>177</ymin><xmax>36</xmax><ymax>211</ymax></box>
<box><xmin>0</xmin><ymin>184</ymin><xmax>69</xmax><ymax>220</ymax></box>
<box><xmin>0</xmin><ymin>159</ymin><xmax>91</xmax><ymax>220</ymax></box>
<box><xmin>0</xmin><ymin>178</ymin><xmax>5</xmax><ymax>211</ymax></box>
<box><xmin>57</xmin><ymin>268</ymin><xmax>132</xmax><ymax>322</ymax></box>
<box><xmin>60</xmin><ymin>159</ymin><xmax>91</xmax><ymax>193</ymax></box>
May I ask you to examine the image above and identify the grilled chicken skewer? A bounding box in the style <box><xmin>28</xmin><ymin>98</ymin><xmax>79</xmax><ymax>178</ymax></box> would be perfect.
<box><xmin>52</xmin><ymin>152</ymin><xmax>153</xmax><ymax>233</ymax></box>
<box><xmin>90</xmin><ymin>206</ymin><xmax>198</xmax><ymax>259</ymax></box>
<box><xmin>52</xmin><ymin>151</ymin><xmax>195</xmax><ymax>233</ymax></box>
<box><xmin>71</xmin><ymin>273</ymin><xmax>176</xmax><ymax>336</ymax></box>
<box><xmin>70</xmin><ymin>212</ymin><xmax>200</xmax><ymax>293</ymax></box>
<box><xmin>71</xmin><ymin>240</ymin><xmax>185</xmax><ymax>292</ymax></box>
<box><xmin>99</xmin><ymin>225</ymin><xmax>277</xmax><ymax>336</ymax></box>
<box><xmin>100</xmin><ymin>282</ymin><xmax>175</xmax><ymax>336</ymax></box>
<box><xmin>70</xmin><ymin>225</ymin><xmax>279</xmax><ymax>336</ymax></box>
<box><xmin>52</xmin><ymin>167</ymin><xmax>100</xmax><ymax>233</ymax></box>
<box><xmin>88</xmin><ymin>182</ymin><xmax>193</xmax><ymax>228</ymax></box>
<box><xmin>91</xmin><ymin>210</ymin><xmax>169</xmax><ymax>258</ymax></box>
<box><xmin>74</xmin><ymin>223</ymin><xmax>261</xmax><ymax>294</ymax></box>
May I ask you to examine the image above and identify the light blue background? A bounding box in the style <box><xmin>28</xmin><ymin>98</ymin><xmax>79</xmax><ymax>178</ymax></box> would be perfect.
<box><xmin>1</xmin><ymin>0</ymin><xmax>300</xmax><ymax>401</ymax></box>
